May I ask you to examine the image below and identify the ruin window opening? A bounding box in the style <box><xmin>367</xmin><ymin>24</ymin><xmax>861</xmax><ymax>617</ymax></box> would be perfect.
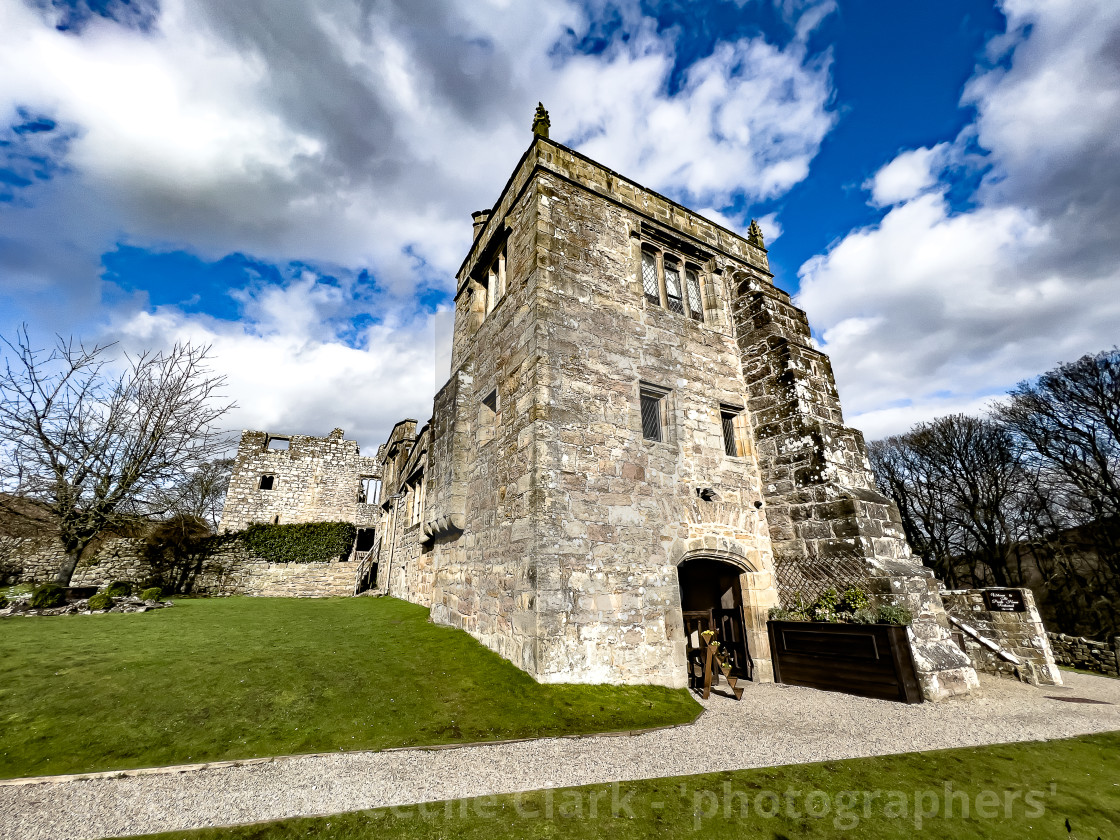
<box><xmin>477</xmin><ymin>246</ymin><xmax>507</xmax><ymax>317</ymax></box>
<box><xmin>266</xmin><ymin>436</ymin><xmax>290</xmax><ymax>451</ymax></box>
<box><xmin>359</xmin><ymin>477</ymin><xmax>381</xmax><ymax>505</ymax></box>
<box><xmin>640</xmin><ymin>384</ymin><xmax>670</xmax><ymax>443</ymax></box>
<box><xmin>258</xmin><ymin>475</ymin><xmax>275</xmax><ymax>490</ymax></box>
<box><xmin>408</xmin><ymin>477</ymin><xmax>425</xmax><ymax>527</ymax></box>
<box><xmin>478</xmin><ymin>388</ymin><xmax>499</xmax><ymax>445</ymax></box>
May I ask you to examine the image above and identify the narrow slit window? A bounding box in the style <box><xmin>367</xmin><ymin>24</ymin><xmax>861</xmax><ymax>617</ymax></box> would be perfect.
<box><xmin>482</xmin><ymin>389</ymin><xmax>498</xmax><ymax>413</ymax></box>
<box><xmin>720</xmin><ymin>405</ymin><xmax>746</xmax><ymax>457</ymax></box>
<box><xmin>258</xmin><ymin>475</ymin><xmax>275</xmax><ymax>490</ymax></box>
<box><xmin>685</xmin><ymin>267</ymin><xmax>704</xmax><ymax>322</ymax></box>
<box><xmin>664</xmin><ymin>261</ymin><xmax>685</xmax><ymax>315</ymax></box>
<box><xmin>641</xmin><ymin>249</ymin><xmax>660</xmax><ymax>305</ymax></box>
<box><xmin>640</xmin><ymin>385</ymin><xmax>669</xmax><ymax>442</ymax></box>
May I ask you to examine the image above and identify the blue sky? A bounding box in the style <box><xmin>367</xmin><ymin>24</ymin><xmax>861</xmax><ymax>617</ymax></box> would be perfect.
<box><xmin>1</xmin><ymin>0</ymin><xmax>1118</xmax><ymax>445</ymax></box>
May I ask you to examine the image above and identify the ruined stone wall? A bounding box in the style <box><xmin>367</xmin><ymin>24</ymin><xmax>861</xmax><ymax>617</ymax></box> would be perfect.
<box><xmin>219</xmin><ymin>428</ymin><xmax>379</xmax><ymax>532</ymax></box>
<box><xmin>1047</xmin><ymin>632</ymin><xmax>1120</xmax><ymax>677</ymax></box>
<box><xmin>941</xmin><ymin>589</ymin><xmax>1062</xmax><ymax>685</ymax></box>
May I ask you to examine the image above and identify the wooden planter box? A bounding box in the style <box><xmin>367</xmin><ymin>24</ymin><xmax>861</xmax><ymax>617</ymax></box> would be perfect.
<box><xmin>768</xmin><ymin>620</ymin><xmax>922</xmax><ymax>704</ymax></box>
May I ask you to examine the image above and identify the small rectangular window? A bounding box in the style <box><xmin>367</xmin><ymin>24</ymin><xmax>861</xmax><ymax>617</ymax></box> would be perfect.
<box><xmin>641</xmin><ymin>249</ymin><xmax>660</xmax><ymax>305</ymax></box>
<box><xmin>266</xmin><ymin>436</ymin><xmax>289</xmax><ymax>451</ymax></box>
<box><xmin>258</xmin><ymin>475</ymin><xmax>275</xmax><ymax>490</ymax></box>
<box><xmin>664</xmin><ymin>261</ymin><xmax>685</xmax><ymax>315</ymax></box>
<box><xmin>685</xmin><ymin>267</ymin><xmax>704</xmax><ymax>322</ymax></box>
<box><xmin>720</xmin><ymin>405</ymin><xmax>747</xmax><ymax>457</ymax></box>
<box><xmin>640</xmin><ymin>385</ymin><xmax>669</xmax><ymax>442</ymax></box>
<box><xmin>482</xmin><ymin>389</ymin><xmax>498</xmax><ymax>413</ymax></box>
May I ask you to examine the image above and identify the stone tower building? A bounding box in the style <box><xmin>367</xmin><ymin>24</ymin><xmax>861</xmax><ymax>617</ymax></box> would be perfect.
<box><xmin>220</xmin><ymin>429</ymin><xmax>380</xmax><ymax>533</ymax></box>
<box><xmin>370</xmin><ymin>120</ymin><xmax>977</xmax><ymax>701</ymax></box>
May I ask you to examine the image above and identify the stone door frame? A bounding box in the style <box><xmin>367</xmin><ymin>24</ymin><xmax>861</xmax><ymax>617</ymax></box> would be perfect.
<box><xmin>674</xmin><ymin>547</ymin><xmax>778</xmax><ymax>684</ymax></box>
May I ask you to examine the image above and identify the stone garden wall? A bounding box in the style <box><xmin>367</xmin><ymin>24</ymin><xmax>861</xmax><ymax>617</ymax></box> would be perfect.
<box><xmin>941</xmin><ymin>588</ymin><xmax>1062</xmax><ymax>685</ymax></box>
<box><xmin>1047</xmin><ymin>632</ymin><xmax>1120</xmax><ymax>677</ymax></box>
<box><xmin>1</xmin><ymin>534</ymin><xmax>357</xmax><ymax>598</ymax></box>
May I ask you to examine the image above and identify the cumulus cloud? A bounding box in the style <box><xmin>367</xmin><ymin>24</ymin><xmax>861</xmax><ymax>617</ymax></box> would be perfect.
<box><xmin>0</xmin><ymin>0</ymin><xmax>838</xmax><ymax>446</ymax></box>
<box><xmin>864</xmin><ymin>143</ymin><xmax>949</xmax><ymax>207</ymax></box>
<box><xmin>796</xmin><ymin>0</ymin><xmax>1120</xmax><ymax>440</ymax></box>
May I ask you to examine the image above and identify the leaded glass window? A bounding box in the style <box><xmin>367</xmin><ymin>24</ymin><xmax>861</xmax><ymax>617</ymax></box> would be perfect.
<box><xmin>686</xmin><ymin>267</ymin><xmax>703</xmax><ymax>322</ymax></box>
<box><xmin>641</xmin><ymin>249</ymin><xmax>659</xmax><ymax>305</ymax></box>
<box><xmin>664</xmin><ymin>261</ymin><xmax>685</xmax><ymax>315</ymax></box>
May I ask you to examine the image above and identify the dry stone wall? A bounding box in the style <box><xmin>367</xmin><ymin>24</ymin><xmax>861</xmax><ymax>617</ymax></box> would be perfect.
<box><xmin>1047</xmin><ymin>632</ymin><xmax>1120</xmax><ymax>676</ymax></box>
<box><xmin>941</xmin><ymin>589</ymin><xmax>1062</xmax><ymax>685</ymax></box>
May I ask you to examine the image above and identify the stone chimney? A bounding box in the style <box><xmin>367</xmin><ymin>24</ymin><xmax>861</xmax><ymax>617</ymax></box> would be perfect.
<box><xmin>471</xmin><ymin>209</ymin><xmax>491</xmax><ymax>240</ymax></box>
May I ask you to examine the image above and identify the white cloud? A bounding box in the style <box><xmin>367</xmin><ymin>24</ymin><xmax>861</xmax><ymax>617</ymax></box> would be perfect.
<box><xmin>0</xmin><ymin>0</ymin><xmax>838</xmax><ymax>447</ymax></box>
<box><xmin>796</xmin><ymin>0</ymin><xmax>1120</xmax><ymax>439</ymax></box>
<box><xmin>108</xmin><ymin>285</ymin><xmax>445</xmax><ymax>450</ymax></box>
<box><xmin>864</xmin><ymin>144</ymin><xmax>948</xmax><ymax>207</ymax></box>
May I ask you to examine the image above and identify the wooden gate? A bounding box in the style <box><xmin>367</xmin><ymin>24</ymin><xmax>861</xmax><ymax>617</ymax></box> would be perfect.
<box><xmin>768</xmin><ymin>621</ymin><xmax>922</xmax><ymax>704</ymax></box>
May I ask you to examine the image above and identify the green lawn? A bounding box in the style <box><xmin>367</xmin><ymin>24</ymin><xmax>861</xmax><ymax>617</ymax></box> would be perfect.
<box><xmin>0</xmin><ymin>597</ymin><xmax>699</xmax><ymax>779</ymax></box>
<box><xmin>130</xmin><ymin>732</ymin><xmax>1120</xmax><ymax>839</ymax></box>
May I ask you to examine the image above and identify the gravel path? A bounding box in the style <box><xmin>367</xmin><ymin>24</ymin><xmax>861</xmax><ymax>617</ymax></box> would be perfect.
<box><xmin>3</xmin><ymin>672</ymin><xmax>1119</xmax><ymax>840</ymax></box>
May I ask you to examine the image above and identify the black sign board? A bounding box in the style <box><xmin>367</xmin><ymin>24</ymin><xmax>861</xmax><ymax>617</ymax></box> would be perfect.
<box><xmin>983</xmin><ymin>589</ymin><xmax>1027</xmax><ymax>612</ymax></box>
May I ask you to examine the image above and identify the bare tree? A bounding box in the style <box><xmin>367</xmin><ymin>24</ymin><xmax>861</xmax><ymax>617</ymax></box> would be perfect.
<box><xmin>0</xmin><ymin>327</ymin><xmax>234</xmax><ymax>585</ymax></box>
<box><xmin>160</xmin><ymin>458</ymin><xmax>233</xmax><ymax>533</ymax></box>
<box><xmin>995</xmin><ymin>348</ymin><xmax>1120</xmax><ymax>633</ymax></box>
<box><xmin>868</xmin><ymin>435</ymin><xmax>962</xmax><ymax>588</ymax></box>
<box><xmin>869</xmin><ymin>415</ymin><xmax>1033</xmax><ymax>588</ymax></box>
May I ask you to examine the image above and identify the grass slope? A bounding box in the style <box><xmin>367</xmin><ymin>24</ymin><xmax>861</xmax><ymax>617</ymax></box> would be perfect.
<box><xmin>0</xmin><ymin>597</ymin><xmax>699</xmax><ymax>779</ymax></box>
<box><xmin>131</xmin><ymin>732</ymin><xmax>1120</xmax><ymax>839</ymax></box>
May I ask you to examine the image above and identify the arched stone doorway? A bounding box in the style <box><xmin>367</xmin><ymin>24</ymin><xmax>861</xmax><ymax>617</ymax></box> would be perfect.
<box><xmin>676</xmin><ymin>553</ymin><xmax>776</xmax><ymax>687</ymax></box>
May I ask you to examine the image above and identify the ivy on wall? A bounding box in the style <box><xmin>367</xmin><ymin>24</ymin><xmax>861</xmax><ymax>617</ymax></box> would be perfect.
<box><xmin>240</xmin><ymin>522</ymin><xmax>357</xmax><ymax>564</ymax></box>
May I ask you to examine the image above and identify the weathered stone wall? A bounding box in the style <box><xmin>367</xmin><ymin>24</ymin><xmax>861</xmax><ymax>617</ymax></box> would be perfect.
<box><xmin>375</xmin><ymin>133</ymin><xmax>977</xmax><ymax>700</ymax></box>
<box><xmin>1047</xmin><ymin>632</ymin><xmax>1120</xmax><ymax>677</ymax></box>
<box><xmin>1</xmin><ymin>533</ymin><xmax>356</xmax><ymax>598</ymax></box>
<box><xmin>382</xmin><ymin>137</ymin><xmax>785</xmax><ymax>688</ymax></box>
<box><xmin>941</xmin><ymin>589</ymin><xmax>1062</xmax><ymax>685</ymax></box>
<box><xmin>220</xmin><ymin>428</ymin><xmax>380</xmax><ymax>532</ymax></box>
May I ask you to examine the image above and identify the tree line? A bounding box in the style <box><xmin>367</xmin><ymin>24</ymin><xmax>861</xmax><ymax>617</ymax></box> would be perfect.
<box><xmin>868</xmin><ymin>348</ymin><xmax>1120</xmax><ymax>639</ymax></box>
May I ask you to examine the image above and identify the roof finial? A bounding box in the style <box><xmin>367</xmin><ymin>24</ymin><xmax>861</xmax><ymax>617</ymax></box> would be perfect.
<box><xmin>532</xmin><ymin>102</ymin><xmax>550</xmax><ymax>138</ymax></box>
<box><xmin>747</xmin><ymin>218</ymin><xmax>765</xmax><ymax>250</ymax></box>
